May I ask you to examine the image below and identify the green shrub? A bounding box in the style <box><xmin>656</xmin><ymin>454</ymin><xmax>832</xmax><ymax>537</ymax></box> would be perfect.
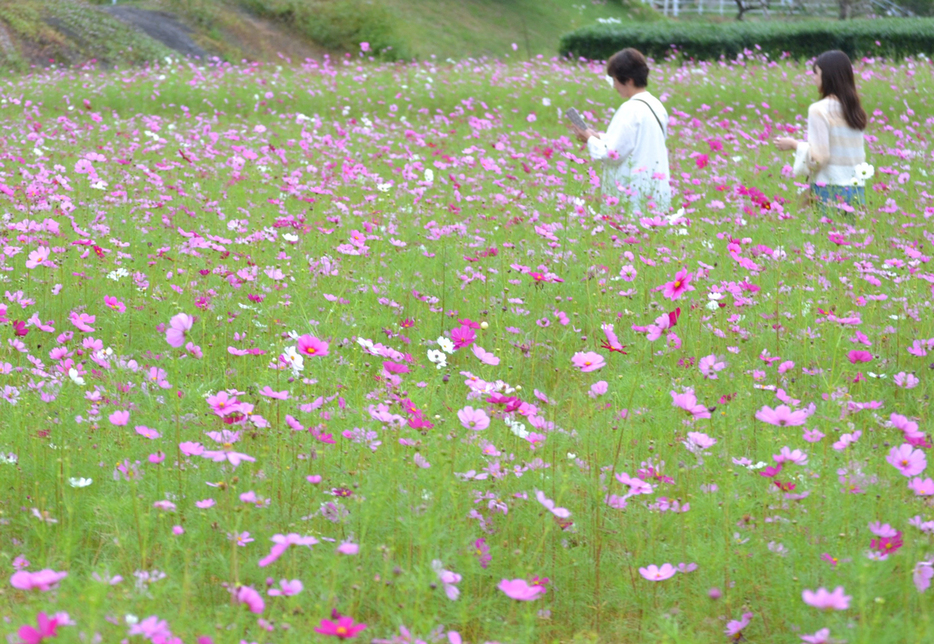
<box><xmin>558</xmin><ymin>18</ymin><xmax>934</xmax><ymax>61</ymax></box>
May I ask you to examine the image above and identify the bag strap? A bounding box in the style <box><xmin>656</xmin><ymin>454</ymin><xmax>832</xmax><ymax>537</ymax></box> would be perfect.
<box><xmin>632</xmin><ymin>97</ymin><xmax>666</xmax><ymax>139</ymax></box>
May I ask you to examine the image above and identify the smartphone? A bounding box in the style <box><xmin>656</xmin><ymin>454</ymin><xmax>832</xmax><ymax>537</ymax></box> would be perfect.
<box><xmin>565</xmin><ymin>107</ymin><xmax>587</xmax><ymax>130</ymax></box>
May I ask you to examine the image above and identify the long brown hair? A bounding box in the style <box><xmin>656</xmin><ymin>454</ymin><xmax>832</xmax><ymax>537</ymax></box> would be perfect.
<box><xmin>814</xmin><ymin>50</ymin><xmax>867</xmax><ymax>131</ymax></box>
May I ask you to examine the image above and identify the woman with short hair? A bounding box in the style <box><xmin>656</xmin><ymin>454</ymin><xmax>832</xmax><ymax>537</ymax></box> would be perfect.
<box><xmin>571</xmin><ymin>48</ymin><xmax>671</xmax><ymax>215</ymax></box>
<box><xmin>774</xmin><ymin>50</ymin><xmax>869</xmax><ymax>214</ymax></box>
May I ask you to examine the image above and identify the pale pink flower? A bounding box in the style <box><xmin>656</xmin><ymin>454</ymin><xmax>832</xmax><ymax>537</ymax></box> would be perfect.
<box><xmin>755</xmin><ymin>404</ymin><xmax>811</xmax><ymax>427</ymax></box>
<box><xmin>886</xmin><ymin>444</ymin><xmax>927</xmax><ymax>477</ymax></box>
<box><xmin>800</xmin><ymin>629</ymin><xmax>832</xmax><ymax>644</ymax></box>
<box><xmin>588</xmin><ymin>381</ymin><xmax>608</xmax><ymax>398</ymax></box>
<box><xmin>258</xmin><ymin>533</ymin><xmax>319</xmax><ymax>567</ymax></box>
<box><xmin>471</xmin><ymin>345</ymin><xmax>500</xmax><ymax>366</ymax></box>
<box><xmin>497</xmin><ymin>578</ymin><xmax>545</xmax><ymax>601</ymax></box>
<box><xmin>109</xmin><ymin>410</ymin><xmax>129</xmax><ymax>426</ymax></box>
<box><xmin>913</xmin><ymin>561</ymin><xmax>934</xmax><ymax>593</ymax></box>
<box><xmin>868</xmin><ymin>522</ymin><xmax>898</xmax><ymax>538</ymax></box>
<box><xmin>684</xmin><ymin>432</ymin><xmax>716</xmax><ymax>454</ymax></box>
<box><xmin>571</xmin><ymin>351</ymin><xmax>605</xmax><ymax>372</ymax></box>
<box><xmin>774</xmin><ymin>447</ymin><xmax>808</xmax><ymax>466</ymax></box>
<box><xmin>10</xmin><ymin>569</ymin><xmax>67</xmax><ymax>591</ymax></box>
<box><xmin>638</xmin><ymin>563</ymin><xmax>676</xmax><ymax>581</ymax></box>
<box><xmin>165</xmin><ymin>313</ymin><xmax>194</xmax><ymax>348</ymax></box>
<box><xmin>456</xmin><ymin>406</ymin><xmax>490</xmax><ymax>431</ymax></box>
<box><xmin>909</xmin><ymin>477</ymin><xmax>934</xmax><ymax>496</ymax></box>
<box><xmin>802</xmin><ymin>586</ymin><xmax>851</xmax><ymax>610</ymax></box>
<box><xmin>698</xmin><ymin>354</ymin><xmax>725</xmax><ymax>379</ymax></box>
<box><xmin>670</xmin><ymin>389</ymin><xmax>710</xmax><ymax>419</ymax></box>
<box><xmin>534</xmin><ymin>490</ymin><xmax>570</xmax><ymax>518</ymax></box>
<box><xmin>894</xmin><ymin>372</ymin><xmax>920</xmax><ymax>389</ymax></box>
<box><xmin>268</xmin><ymin>579</ymin><xmax>303</xmax><ymax>596</ymax></box>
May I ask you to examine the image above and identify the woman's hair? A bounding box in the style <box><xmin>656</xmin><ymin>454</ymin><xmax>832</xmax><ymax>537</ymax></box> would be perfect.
<box><xmin>607</xmin><ymin>48</ymin><xmax>649</xmax><ymax>88</ymax></box>
<box><xmin>814</xmin><ymin>50</ymin><xmax>867</xmax><ymax>131</ymax></box>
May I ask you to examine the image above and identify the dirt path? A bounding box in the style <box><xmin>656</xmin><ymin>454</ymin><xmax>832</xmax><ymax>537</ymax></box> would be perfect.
<box><xmin>103</xmin><ymin>6</ymin><xmax>207</xmax><ymax>59</ymax></box>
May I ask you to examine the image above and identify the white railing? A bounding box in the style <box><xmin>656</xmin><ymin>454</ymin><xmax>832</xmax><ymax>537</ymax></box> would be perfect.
<box><xmin>646</xmin><ymin>0</ymin><xmax>910</xmax><ymax>18</ymax></box>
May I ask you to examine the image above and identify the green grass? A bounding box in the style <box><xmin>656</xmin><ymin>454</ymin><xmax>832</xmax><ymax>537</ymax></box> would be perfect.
<box><xmin>0</xmin><ymin>52</ymin><xmax>933</xmax><ymax>643</ymax></box>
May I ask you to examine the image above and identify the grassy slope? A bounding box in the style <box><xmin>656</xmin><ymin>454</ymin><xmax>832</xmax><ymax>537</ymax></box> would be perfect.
<box><xmin>379</xmin><ymin>0</ymin><xmax>657</xmax><ymax>59</ymax></box>
<box><xmin>0</xmin><ymin>0</ymin><xmax>658</xmax><ymax>69</ymax></box>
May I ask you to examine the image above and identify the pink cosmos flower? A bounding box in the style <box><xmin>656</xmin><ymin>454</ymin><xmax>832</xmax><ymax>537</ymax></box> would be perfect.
<box><xmin>534</xmin><ymin>490</ymin><xmax>570</xmax><ymax>518</ymax></box>
<box><xmin>497</xmin><ymin>578</ymin><xmax>546</xmax><ymax>601</ymax></box>
<box><xmin>909</xmin><ymin>477</ymin><xmax>934</xmax><ymax>496</ymax></box>
<box><xmin>868</xmin><ymin>522</ymin><xmax>898</xmax><ymax>538</ymax></box>
<box><xmin>25</xmin><ymin>247</ymin><xmax>51</xmax><ymax>270</ymax></box>
<box><xmin>800</xmin><ymin>629</ymin><xmax>832</xmax><ymax>644</ymax></box>
<box><xmin>69</xmin><ymin>312</ymin><xmax>95</xmax><ymax>333</ymax></box>
<box><xmin>432</xmin><ymin>560</ymin><xmax>462</xmax><ymax>600</ymax></box>
<box><xmin>234</xmin><ymin>585</ymin><xmax>265</xmax><ymax>613</ymax></box>
<box><xmin>258</xmin><ymin>533</ymin><xmax>319</xmax><ymax>567</ymax></box>
<box><xmin>755</xmin><ymin>404</ymin><xmax>810</xmax><ymax>427</ymax></box>
<box><xmin>847</xmin><ymin>350</ymin><xmax>873</xmax><ymax>363</ymax></box>
<box><xmin>661</xmin><ymin>268</ymin><xmax>695</xmax><ymax>300</ymax></box>
<box><xmin>206</xmin><ymin>391</ymin><xmax>245</xmax><ymax>417</ymax></box>
<box><xmin>774</xmin><ymin>447</ymin><xmax>808</xmax><ymax>466</ymax></box>
<box><xmin>914</xmin><ymin>561</ymin><xmax>934</xmax><ymax>593</ymax></box>
<box><xmin>109</xmin><ymin>410</ymin><xmax>129</xmax><ymax>426</ymax></box>
<box><xmin>456</xmin><ymin>406</ymin><xmax>490</xmax><ymax>431</ymax></box>
<box><xmin>802</xmin><ymin>586</ymin><xmax>851</xmax><ymax>610</ymax></box>
<box><xmin>268</xmin><ymin>579</ymin><xmax>303</xmax><ymax>596</ymax></box>
<box><xmin>17</xmin><ymin>612</ymin><xmax>59</xmax><ymax>644</ymax></box>
<box><xmin>450</xmin><ymin>325</ymin><xmax>476</xmax><ymax>349</ymax></box>
<box><xmin>698</xmin><ymin>354</ymin><xmax>726</xmax><ymax>379</ymax></box>
<box><xmin>638</xmin><ymin>563</ymin><xmax>676</xmax><ymax>581</ymax></box>
<box><xmin>588</xmin><ymin>381</ymin><xmax>608</xmax><ymax>398</ymax></box>
<box><xmin>886</xmin><ymin>444</ymin><xmax>927</xmax><ymax>477</ymax></box>
<box><xmin>165</xmin><ymin>313</ymin><xmax>194</xmax><ymax>348</ymax></box>
<box><xmin>259</xmin><ymin>387</ymin><xmax>289</xmax><ymax>400</ymax></box>
<box><xmin>571</xmin><ymin>351</ymin><xmax>605</xmax><ymax>372</ymax></box>
<box><xmin>803</xmin><ymin>428</ymin><xmax>825</xmax><ymax>443</ymax></box>
<box><xmin>336</xmin><ymin>542</ymin><xmax>359</xmax><ymax>555</ymax></box>
<box><xmin>684</xmin><ymin>431</ymin><xmax>716</xmax><ymax>454</ymax></box>
<box><xmin>894</xmin><ymin>371</ymin><xmax>920</xmax><ymax>389</ymax></box>
<box><xmin>297</xmin><ymin>334</ymin><xmax>329</xmax><ymax>358</ymax></box>
<box><xmin>724</xmin><ymin>612</ymin><xmax>753</xmax><ymax>640</ymax></box>
<box><xmin>314</xmin><ymin>616</ymin><xmax>367</xmax><ymax>639</ymax></box>
<box><xmin>10</xmin><ymin>569</ymin><xmax>68</xmax><ymax>591</ymax></box>
<box><xmin>670</xmin><ymin>389</ymin><xmax>711</xmax><ymax>419</ymax></box>
<box><xmin>472</xmin><ymin>345</ymin><xmax>500</xmax><ymax>366</ymax></box>
<box><xmin>104</xmin><ymin>296</ymin><xmax>126</xmax><ymax>313</ymax></box>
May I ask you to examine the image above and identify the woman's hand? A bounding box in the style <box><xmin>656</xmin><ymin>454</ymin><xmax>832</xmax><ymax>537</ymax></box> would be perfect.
<box><xmin>773</xmin><ymin>137</ymin><xmax>799</xmax><ymax>152</ymax></box>
<box><xmin>570</xmin><ymin>124</ymin><xmax>600</xmax><ymax>144</ymax></box>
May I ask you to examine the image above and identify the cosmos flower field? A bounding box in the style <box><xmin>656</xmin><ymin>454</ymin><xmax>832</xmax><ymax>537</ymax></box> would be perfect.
<box><xmin>1</xmin><ymin>49</ymin><xmax>934</xmax><ymax>643</ymax></box>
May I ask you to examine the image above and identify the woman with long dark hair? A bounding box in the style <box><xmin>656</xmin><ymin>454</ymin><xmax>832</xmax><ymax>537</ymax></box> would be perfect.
<box><xmin>774</xmin><ymin>50</ymin><xmax>869</xmax><ymax>213</ymax></box>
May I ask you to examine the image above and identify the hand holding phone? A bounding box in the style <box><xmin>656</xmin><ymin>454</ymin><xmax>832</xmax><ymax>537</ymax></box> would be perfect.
<box><xmin>565</xmin><ymin>107</ymin><xmax>586</xmax><ymax>130</ymax></box>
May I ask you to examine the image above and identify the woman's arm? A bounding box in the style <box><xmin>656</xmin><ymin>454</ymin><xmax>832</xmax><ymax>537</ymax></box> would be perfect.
<box><xmin>806</xmin><ymin>103</ymin><xmax>830</xmax><ymax>172</ymax></box>
<box><xmin>588</xmin><ymin>105</ymin><xmax>635</xmax><ymax>165</ymax></box>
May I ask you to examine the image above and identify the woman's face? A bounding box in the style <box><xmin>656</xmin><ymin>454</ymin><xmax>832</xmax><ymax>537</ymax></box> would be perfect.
<box><xmin>813</xmin><ymin>65</ymin><xmax>823</xmax><ymax>93</ymax></box>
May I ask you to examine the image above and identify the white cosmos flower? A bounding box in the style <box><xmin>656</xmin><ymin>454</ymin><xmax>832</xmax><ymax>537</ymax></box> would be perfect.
<box><xmin>427</xmin><ymin>349</ymin><xmax>447</xmax><ymax>369</ymax></box>
<box><xmin>436</xmin><ymin>336</ymin><xmax>455</xmax><ymax>354</ymax></box>
<box><xmin>282</xmin><ymin>233</ymin><xmax>299</xmax><ymax>243</ymax></box>
<box><xmin>69</xmin><ymin>477</ymin><xmax>93</xmax><ymax>488</ymax></box>
<box><xmin>282</xmin><ymin>346</ymin><xmax>305</xmax><ymax>373</ymax></box>
<box><xmin>424</xmin><ymin>169</ymin><xmax>434</xmax><ymax>183</ymax></box>
<box><xmin>68</xmin><ymin>368</ymin><xmax>85</xmax><ymax>386</ymax></box>
<box><xmin>854</xmin><ymin>162</ymin><xmax>875</xmax><ymax>181</ymax></box>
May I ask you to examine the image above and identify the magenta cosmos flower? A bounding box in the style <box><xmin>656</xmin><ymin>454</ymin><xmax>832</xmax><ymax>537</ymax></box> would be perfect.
<box><xmin>802</xmin><ymin>586</ymin><xmax>851</xmax><ymax>610</ymax></box>
<box><xmin>755</xmin><ymin>404</ymin><xmax>810</xmax><ymax>427</ymax></box>
<box><xmin>638</xmin><ymin>563</ymin><xmax>676</xmax><ymax>581</ymax></box>
<box><xmin>314</xmin><ymin>616</ymin><xmax>367</xmax><ymax>639</ymax></box>
<box><xmin>886</xmin><ymin>444</ymin><xmax>927</xmax><ymax>477</ymax></box>
<box><xmin>296</xmin><ymin>334</ymin><xmax>329</xmax><ymax>358</ymax></box>
<box><xmin>104</xmin><ymin>295</ymin><xmax>126</xmax><ymax>313</ymax></box>
<box><xmin>234</xmin><ymin>585</ymin><xmax>265</xmax><ymax>613</ymax></box>
<box><xmin>497</xmin><ymin>578</ymin><xmax>546</xmax><ymax>601</ymax></box>
<box><xmin>661</xmin><ymin>268</ymin><xmax>695</xmax><ymax>300</ymax></box>
<box><xmin>18</xmin><ymin>613</ymin><xmax>59</xmax><ymax>644</ymax></box>
<box><xmin>571</xmin><ymin>351</ymin><xmax>605</xmax><ymax>372</ymax></box>
<box><xmin>165</xmin><ymin>313</ymin><xmax>194</xmax><ymax>348</ymax></box>
<box><xmin>847</xmin><ymin>350</ymin><xmax>873</xmax><ymax>364</ymax></box>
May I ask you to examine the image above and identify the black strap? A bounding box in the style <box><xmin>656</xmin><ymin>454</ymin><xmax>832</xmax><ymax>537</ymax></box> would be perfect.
<box><xmin>632</xmin><ymin>97</ymin><xmax>666</xmax><ymax>139</ymax></box>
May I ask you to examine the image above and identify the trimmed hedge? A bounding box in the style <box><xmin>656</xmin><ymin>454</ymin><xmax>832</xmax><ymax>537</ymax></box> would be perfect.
<box><xmin>558</xmin><ymin>18</ymin><xmax>934</xmax><ymax>61</ymax></box>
